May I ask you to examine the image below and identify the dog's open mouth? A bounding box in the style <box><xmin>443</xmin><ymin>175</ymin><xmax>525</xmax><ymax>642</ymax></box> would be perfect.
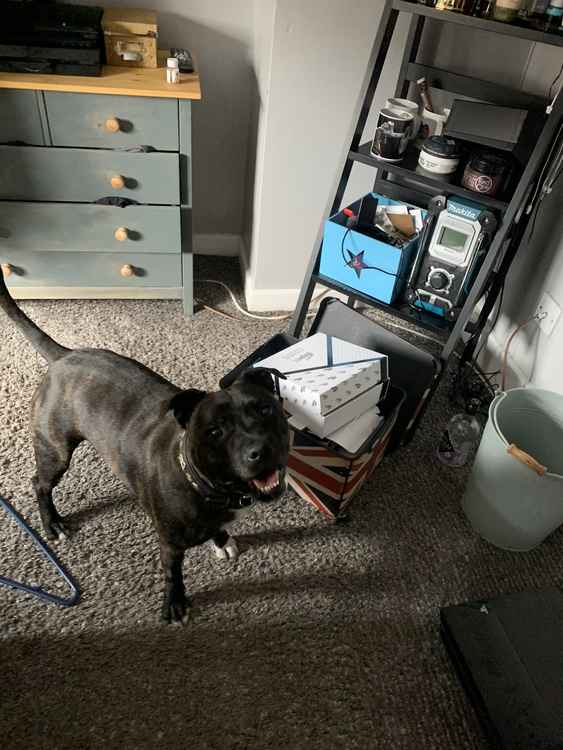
<box><xmin>249</xmin><ymin>468</ymin><xmax>283</xmax><ymax>495</ymax></box>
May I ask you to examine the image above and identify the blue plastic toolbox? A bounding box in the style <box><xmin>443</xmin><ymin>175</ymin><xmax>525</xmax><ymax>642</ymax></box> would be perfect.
<box><xmin>319</xmin><ymin>193</ymin><xmax>425</xmax><ymax>305</ymax></box>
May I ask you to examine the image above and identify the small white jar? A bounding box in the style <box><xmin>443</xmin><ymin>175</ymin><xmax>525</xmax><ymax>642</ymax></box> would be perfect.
<box><xmin>166</xmin><ymin>57</ymin><xmax>180</xmax><ymax>84</ymax></box>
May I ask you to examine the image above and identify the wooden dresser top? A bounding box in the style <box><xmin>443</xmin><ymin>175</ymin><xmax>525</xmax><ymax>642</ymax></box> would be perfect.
<box><xmin>0</xmin><ymin>51</ymin><xmax>201</xmax><ymax>100</ymax></box>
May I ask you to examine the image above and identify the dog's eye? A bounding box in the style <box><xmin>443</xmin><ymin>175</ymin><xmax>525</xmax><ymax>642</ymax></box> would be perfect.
<box><xmin>259</xmin><ymin>404</ymin><xmax>273</xmax><ymax>417</ymax></box>
<box><xmin>208</xmin><ymin>426</ymin><xmax>223</xmax><ymax>439</ymax></box>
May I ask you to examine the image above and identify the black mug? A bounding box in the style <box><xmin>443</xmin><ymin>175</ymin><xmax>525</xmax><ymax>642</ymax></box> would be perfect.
<box><xmin>371</xmin><ymin>108</ymin><xmax>414</xmax><ymax>162</ymax></box>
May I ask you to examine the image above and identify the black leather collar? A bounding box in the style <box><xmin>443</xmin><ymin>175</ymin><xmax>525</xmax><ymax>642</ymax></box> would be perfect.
<box><xmin>177</xmin><ymin>433</ymin><xmax>255</xmax><ymax>510</ymax></box>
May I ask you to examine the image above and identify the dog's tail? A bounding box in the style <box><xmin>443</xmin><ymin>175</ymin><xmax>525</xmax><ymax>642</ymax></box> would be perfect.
<box><xmin>0</xmin><ymin>269</ymin><xmax>69</xmax><ymax>362</ymax></box>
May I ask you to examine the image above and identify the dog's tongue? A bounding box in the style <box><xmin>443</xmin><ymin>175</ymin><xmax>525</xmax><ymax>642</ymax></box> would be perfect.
<box><xmin>251</xmin><ymin>470</ymin><xmax>279</xmax><ymax>492</ymax></box>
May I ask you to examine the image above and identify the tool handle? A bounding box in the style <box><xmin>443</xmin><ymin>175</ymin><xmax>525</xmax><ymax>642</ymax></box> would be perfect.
<box><xmin>507</xmin><ymin>443</ymin><xmax>547</xmax><ymax>476</ymax></box>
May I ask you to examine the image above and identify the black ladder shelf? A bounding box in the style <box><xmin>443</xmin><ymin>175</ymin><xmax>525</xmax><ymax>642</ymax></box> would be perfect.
<box><xmin>290</xmin><ymin>0</ymin><xmax>563</xmax><ymax>374</ymax></box>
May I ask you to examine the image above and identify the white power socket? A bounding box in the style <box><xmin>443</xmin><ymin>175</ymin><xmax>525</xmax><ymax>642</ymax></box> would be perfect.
<box><xmin>535</xmin><ymin>292</ymin><xmax>561</xmax><ymax>337</ymax></box>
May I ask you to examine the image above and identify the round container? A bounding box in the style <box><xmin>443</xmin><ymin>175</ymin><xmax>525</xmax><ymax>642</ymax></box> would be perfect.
<box><xmin>462</xmin><ymin>151</ymin><xmax>509</xmax><ymax>196</ymax></box>
<box><xmin>166</xmin><ymin>57</ymin><xmax>180</xmax><ymax>84</ymax></box>
<box><xmin>545</xmin><ymin>3</ymin><xmax>563</xmax><ymax>30</ymax></box>
<box><xmin>435</xmin><ymin>0</ymin><xmax>469</xmax><ymax>11</ymax></box>
<box><xmin>462</xmin><ymin>388</ymin><xmax>563</xmax><ymax>551</ymax></box>
<box><xmin>417</xmin><ymin>136</ymin><xmax>459</xmax><ymax>180</ymax></box>
<box><xmin>493</xmin><ymin>0</ymin><xmax>523</xmax><ymax>21</ymax></box>
<box><xmin>385</xmin><ymin>97</ymin><xmax>421</xmax><ymax>139</ymax></box>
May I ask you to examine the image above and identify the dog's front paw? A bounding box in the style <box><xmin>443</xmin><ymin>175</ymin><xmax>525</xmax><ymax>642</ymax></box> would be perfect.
<box><xmin>161</xmin><ymin>589</ymin><xmax>191</xmax><ymax>625</ymax></box>
<box><xmin>212</xmin><ymin>535</ymin><xmax>240</xmax><ymax>562</ymax></box>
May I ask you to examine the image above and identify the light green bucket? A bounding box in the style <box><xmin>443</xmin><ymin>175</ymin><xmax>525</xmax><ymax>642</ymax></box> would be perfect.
<box><xmin>462</xmin><ymin>387</ymin><xmax>563</xmax><ymax>551</ymax></box>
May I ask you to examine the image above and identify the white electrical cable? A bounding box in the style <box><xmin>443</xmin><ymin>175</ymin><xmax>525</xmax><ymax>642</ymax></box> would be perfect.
<box><xmin>196</xmin><ymin>279</ymin><xmax>327</xmax><ymax>321</ymax></box>
<box><xmin>500</xmin><ymin>311</ymin><xmax>547</xmax><ymax>391</ymax></box>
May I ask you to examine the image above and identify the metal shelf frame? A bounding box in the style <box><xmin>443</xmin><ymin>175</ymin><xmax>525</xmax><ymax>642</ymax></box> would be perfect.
<box><xmin>289</xmin><ymin>0</ymin><xmax>563</xmax><ymax>385</ymax></box>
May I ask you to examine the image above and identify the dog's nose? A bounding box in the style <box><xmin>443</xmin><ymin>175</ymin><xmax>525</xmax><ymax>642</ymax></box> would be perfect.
<box><xmin>246</xmin><ymin>446</ymin><xmax>263</xmax><ymax>464</ymax></box>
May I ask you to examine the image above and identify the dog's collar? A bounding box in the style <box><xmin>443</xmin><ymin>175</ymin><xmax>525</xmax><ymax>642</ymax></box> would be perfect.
<box><xmin>177</xmin><ymin>434</ymin><xmax>255</xmax><ymax>510</ymax></box>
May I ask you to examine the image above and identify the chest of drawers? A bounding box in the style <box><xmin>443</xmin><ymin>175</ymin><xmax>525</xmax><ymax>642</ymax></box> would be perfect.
<box><xmin>0</xmin><ymin>59</ymin><xmax>201</xmax><ymax>315</ymax></box>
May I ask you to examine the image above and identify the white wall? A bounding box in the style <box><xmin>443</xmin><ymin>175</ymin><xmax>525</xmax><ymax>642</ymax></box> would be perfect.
<box><xmin>242</xmin><ymin>0</ymin><xmax>411</xmax><ymax>308</ymax></box>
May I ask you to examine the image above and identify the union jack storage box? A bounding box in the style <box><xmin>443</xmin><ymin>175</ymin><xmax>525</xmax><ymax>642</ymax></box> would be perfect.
<box><xmin>287</xmin><ymin>385</ymin><xmax>405</xmax><ymax>519</ymax></box>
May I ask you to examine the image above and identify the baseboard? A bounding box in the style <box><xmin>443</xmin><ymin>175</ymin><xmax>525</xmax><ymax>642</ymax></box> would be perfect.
<box><xmin>238</xmin><ymin>238</ymin><xmax>348</xmax><ymax>312</ymax></box>
<box><xmin>9</xmin><ymin>287</ymin><xmax>183</xmax><ymax>300</ymax></box>
<box><xmin>193</xmin><ymin>233</ymin><xmax>241</xmax><ymax>257</ymax></box>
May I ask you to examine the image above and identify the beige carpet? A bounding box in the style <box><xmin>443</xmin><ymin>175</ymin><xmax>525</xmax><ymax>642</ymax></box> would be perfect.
<box><xmin>1</xmin><ymin>257</ymin><xmax>562</xmax><ymax>750</ymax></box>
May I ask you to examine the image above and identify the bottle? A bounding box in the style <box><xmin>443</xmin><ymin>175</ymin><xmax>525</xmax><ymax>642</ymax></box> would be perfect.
<box><xmin>493</xmin><ymin>0</ymin><xmax>524</xmax><ymax>21</ymax></box>
<box><xmin>520</xmin><ymin>0</ymin><xmax>549</xmax><ymax>17</ymax></box>
<box><xmin>545</xmin><ymin>0</ymin><xmax>563</xmax><ymax>30</ymax></box>
<box><xmin>436</xmin><ymin>399</ymin><xmax>482</xmax><ymax>467</ymax></box>
<box><xmin>471</xmin><ymin>0</ymin><xmax>494</xmax><ymax>17</ymax></box>
<box><xmin>435</xmin><ymin>0</ymin><xmax>470</xmax><ymax>12</ymax></box>
<box><xmin>166</xmin><ymin>57</ymin><xmax>180</xmax><ymax>84</ymax></box>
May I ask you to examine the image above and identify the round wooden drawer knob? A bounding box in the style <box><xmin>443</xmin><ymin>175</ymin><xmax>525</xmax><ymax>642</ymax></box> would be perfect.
<box><xmin>110</xmin><ymin>174</ymin><xmax>125</xmax><ymax>190</ymax></box>
<box><xmin>114</xmin><ymin>227</ymin><xmax>129</xmax><ymax>242</ymax></box>
<box><xmin>120</xmin><ymin>264</ymin><xmax>134</xmax><ymax>278</ymax></box>
<box><xmin>1</xmin><ymin>263</ymin><xmax>12</xmax><ymax>277</ymax></box>
<box><xmin>105</xmin><ymin>117</ymin><xmax>121</xmax><ymax>133</ymax></box>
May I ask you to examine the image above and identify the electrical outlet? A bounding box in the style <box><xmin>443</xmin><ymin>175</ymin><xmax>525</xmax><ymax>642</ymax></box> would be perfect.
<box><xmin>535</xmin><ymin>292</ymin><xmax>561</xmax><ymax>337</ymax></box>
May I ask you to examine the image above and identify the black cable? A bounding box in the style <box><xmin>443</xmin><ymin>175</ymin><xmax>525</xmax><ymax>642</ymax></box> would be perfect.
<box><xmin>549</xmin><ymin>60</ymin><xmax>563</xmax><ymax>101</ymax></box>
<box><xmin>472</xmin><ymin>281</ymin><xmax>505</xmax><ymax>364</ymax></box>
<box><xmin>339</xmin><ymin>225</ymin><xmax>407</xmax><ymax>279</ymax></box>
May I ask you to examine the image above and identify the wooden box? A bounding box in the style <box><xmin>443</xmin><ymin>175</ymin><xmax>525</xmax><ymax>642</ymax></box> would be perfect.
<box><xmin>102</xmin><ymin>8</ymin><xmax>158</xmax><ymax>69</ymax></box>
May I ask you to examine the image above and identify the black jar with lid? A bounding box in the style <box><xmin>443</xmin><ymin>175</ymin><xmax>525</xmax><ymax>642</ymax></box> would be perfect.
<box><xmin>462</xmin><ymin>151</ymin><xmax>510</xmax><ymax>197</ymax></box>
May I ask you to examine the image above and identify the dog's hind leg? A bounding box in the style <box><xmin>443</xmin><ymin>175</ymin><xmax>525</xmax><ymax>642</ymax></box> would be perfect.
<box><xmin>32</xmin><ymin>432</ymin><xmax>79</xmax><ymax>540</ymax></box>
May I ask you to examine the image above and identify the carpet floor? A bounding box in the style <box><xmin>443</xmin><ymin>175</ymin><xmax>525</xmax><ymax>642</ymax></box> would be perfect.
<box><xmin>1</xmin><ymin>257</ymin><xmax>562</xmax><ymax>750</ymax></box>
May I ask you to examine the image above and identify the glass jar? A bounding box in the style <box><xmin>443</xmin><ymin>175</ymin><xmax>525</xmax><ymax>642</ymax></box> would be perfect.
<box><xmin>435</xmin><ymin>0</ymin><xmax>470</xmax><ymax>11</ymax></box>
<box><xmin>521</xmin><ymin>0</ymin><xmax>549</xmax><ymax>16</ymax></box>
<box><xmin>462</xmin><ymin>152</ymin><xmax>510</xmax><ymax>196</ymax></box>
<box><xmin>471</xmin><ymin>0</ymin><xmax>494</xmax><ymax>17</ymax></box>
<box><xmin>493</xmin><ymin>0</ymin><xmax>524</xmax><ymax>21</ymax></box>
<box><xmin>545</xmin><ymin>1</ymin><xmax>563</xmax><ymax>30</ymax></box>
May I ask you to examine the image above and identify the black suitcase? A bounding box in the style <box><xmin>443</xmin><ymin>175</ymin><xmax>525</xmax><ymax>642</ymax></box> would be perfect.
<box><xmin>441</xmin><ymin>588</ymin><xmax>563</xmax><ymax>750</ymax></box>
<box><xmin>220</xmin><ymin>297</ymin><xmax>440</xmax><ymax>449</ymax></box>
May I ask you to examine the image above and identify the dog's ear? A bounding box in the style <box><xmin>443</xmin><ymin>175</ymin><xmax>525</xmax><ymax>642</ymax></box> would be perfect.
<box><xmin>169</xmin><ymin>389</ymin><xmax>207</xmax><ymax>428</ymax></box>
<box><xmin>236</xmin><ymin>367</ymin><xmax>282</xmax><ymax>395</ymax></box>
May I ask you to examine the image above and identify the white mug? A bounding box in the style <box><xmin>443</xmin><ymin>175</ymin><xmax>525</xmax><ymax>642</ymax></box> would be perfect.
<box><xmin>420</xmin><ymin>107</ymin><xmax>451</xmax><ymax>138</ymax></box>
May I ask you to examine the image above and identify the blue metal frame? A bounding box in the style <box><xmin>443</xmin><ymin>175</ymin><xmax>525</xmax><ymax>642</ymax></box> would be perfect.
<box><xmin>0</xmin><ymin>494</ymin><xmax>80</xmax><ymax>608</ymax></box>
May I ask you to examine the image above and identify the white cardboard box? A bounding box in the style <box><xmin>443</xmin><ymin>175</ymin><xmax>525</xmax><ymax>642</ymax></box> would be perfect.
<box><xmin>255</xmin><ymin>333</ymin><xmax>389</xmax><ymax>437</ymax></box>
<box><xmin>323</xmin><ymin>407</ymin><xmax>384</xmax><ymax>454</ymax></box>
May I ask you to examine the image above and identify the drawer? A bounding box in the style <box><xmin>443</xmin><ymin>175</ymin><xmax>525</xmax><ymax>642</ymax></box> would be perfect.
<box><xmin>1</xmin><ymin>252</ymin><xmax>181</xmax><ymax>288</ymax></box>
<box><xmin>0</xmin><ymin>146</ymin><xmax>181</xmax><ymax>205</ymax></box>
<box><xmin>45</xmin><ymin>92</ymin><xmax>179</xmax><ymax>151</ymax></box>
<box><xmin>0</xmin><ymin>203</ymin><xmax>181</xmax><ymax>253</ymax></box>
<box><xmin>0</xmin><ymin>90</ymin><xmax>45</xmax><ymax>146</ymax></box>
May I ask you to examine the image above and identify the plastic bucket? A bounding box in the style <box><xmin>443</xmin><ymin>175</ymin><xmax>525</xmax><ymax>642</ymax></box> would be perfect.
<box><xmin>462</xmin><ymin>388</ymin><xmax>563</xmax><ymax>551</ymax></box>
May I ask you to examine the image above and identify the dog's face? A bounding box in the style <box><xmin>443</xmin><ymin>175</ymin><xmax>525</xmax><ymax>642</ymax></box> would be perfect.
<box><xmin>171</xmin><ymin>369</ymin><xmax>289</xmax><ymax>499</ymax></box>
